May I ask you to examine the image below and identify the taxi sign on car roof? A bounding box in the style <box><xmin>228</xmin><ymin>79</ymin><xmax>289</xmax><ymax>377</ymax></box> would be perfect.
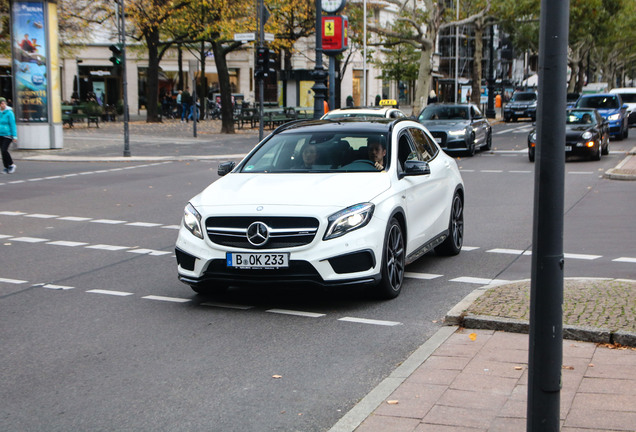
<box><xmin>379</xmin><ymin>99</ymin><xmax>398</xmax><ymax>107</ymax></box>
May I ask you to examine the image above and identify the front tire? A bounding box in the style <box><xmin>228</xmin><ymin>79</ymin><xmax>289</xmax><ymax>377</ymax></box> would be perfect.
<box><xmin>372</xmin><ymin>218</ymin><xmax>405</xmax><ymax>299</ymax></box>
<box><xmin>435</xmin><ymin>193</ymin><xmax>464</xmax><ymax>256</ymax></box>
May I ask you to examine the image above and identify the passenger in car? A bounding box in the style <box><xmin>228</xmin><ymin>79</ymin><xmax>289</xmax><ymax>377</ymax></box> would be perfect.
<box><xmin>298</xmin><ymin>142</ymin><xmax>318</xmax><ymax>169</ymax></box>
<box><xmin>368</xmin><ymin>137</ymin><xmax>387</xmax><ymax>170</ymax></box>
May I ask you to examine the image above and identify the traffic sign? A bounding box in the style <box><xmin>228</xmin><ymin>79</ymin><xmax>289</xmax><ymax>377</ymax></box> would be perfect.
<box><xmin>234</xmin><ymin>33</ymin><xmax>256</xmax><ymax>42</ymax></box>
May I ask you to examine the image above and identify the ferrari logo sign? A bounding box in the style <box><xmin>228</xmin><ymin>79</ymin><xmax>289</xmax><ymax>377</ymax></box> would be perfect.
<box><xmin>324</xmin><ymin>19</ymin><xmax>335</xmax><ymax>37</ymax></box>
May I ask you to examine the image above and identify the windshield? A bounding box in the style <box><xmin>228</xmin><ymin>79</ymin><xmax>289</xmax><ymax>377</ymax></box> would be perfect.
<box><xmin>566</xmin><ymin>110</ymin><xmax>597</xmax><ymax>126</ymax></box>
<box><xmin>616</xmin><ymin>93</ymin><xmax>636</xmax><ymax>103</ymax></box>
<box><xmin>239</xmin><ymin>131</ymin><xmax>390</xmax><ymax>173</ymax></box>
<box><xmin>418</xmin><ymin>105</ymin><xmax>469</xmax><ymax>121</ymax></box>
<box><xmin>511</xmin><ymin>93</ymin><xmax>536</xmax><ymax>102</ymax></box>
<box><xmin>577</xmin><ymin>96</ymin><xmax>619</xmax><ymax>109</ymax></box>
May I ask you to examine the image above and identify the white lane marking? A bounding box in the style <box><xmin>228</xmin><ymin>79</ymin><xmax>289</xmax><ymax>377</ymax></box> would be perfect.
<box><xmin>25</xmin><ymin>213</ymin><xmax>58</xmax><ymax>219</ymax></box>
<box><xmin>510</xmin><ymin>170</ymin><xmax>532</xmax><ymax>174</ymax></box>
<box><xmin>266</xmin><ymin>309</ymin><xmax>326</xmax><ymax>318</ymax></box>
<box><xmin>11</xmin><ymin>237</ymin><xmax>49</xmax><ymax>243</ymax></box>
<box><xmin>564</xmin><ymin>253</ymin><xmax>601</xmax><ymax>260</ymax></box>
<box><xmin>613</xmin><ymin>257</ymin><xmax>636</xmax><ymax>263</ymax></box>
<box><xmin>338</xmin><ymin>317</ymin><xmax>402</xmax><ymax>326</ymax></box>
<box><xmin>201</xmin><ymin>302</ymin><xmax>254</xmax><ymax>310</ymax></box>
<box><xmin>57</xmin><ymin>216</ymin><xmax>92</xmax><ymax>221</ymax></box>
<box><xmin>87</xmin><ymin>289</ymin><xmax>134</xmax><ymax>296</ymax></box>
<box><xmin>126</xmin><ymin>222</ymin><xmax>162</xmax><ymax>227</ymax></box>
<box><xmin>40</xmin><ymin>284</ymin><xmax>75</xmax><ymax>290</ymax></box>
<box><xmin>405</xmin><ymin>272</ymin><xmax>442</xmax><ymax>280</ymax></box>
<box><xmin>85</xmin><ymin>244</ymin><xmax>131</xmax><ymax>251</ymax></box>
<box><xmin>568</xmin><ymin>171</ymin><xmax>594</xmax><ymax>175</ymax></box>
<box><xmin>0</xmin><ymin>234</ymin><xmax>13</xmax><ymax>239</ymax></box>
<box><xmin>450</xmin><ymin>276</ymin><xmax>510</xmax><ymax>285</ymax></box>
<box><xmin>142</xmin><ymin>295</ymin><xmax>190</xmax><ymax>303</ymax></box>
<box><xmin>90</xmin><ymin>219</ymin><xmax>126</xmax><ymax>225</ymax></box>
<box><xmin>127</xmin><ymin>248</ymin><xmax>172</xmax><ymax>256</ymax></box>
<box><xmin>482</xmin><ymin>170</ymin><xmax>503</xmax><ymax>173</ymax></box>
<box><xmin>0</xmin><ymin>211</ymin><xmax>26</xmax><ymax>216</ymax></box>
<box><xmin>47</xmin><ymin>240</ymin><xmax>89</xmax><ymax>247</ymax></box>
<box><xmin>488</xmin><ymin>248</ymin><xmax>532</xmax><ymax>256</ymax></box>
<box><xmin>0</xmin><ymin>277</ymin><xmax>28</xmax><ymax>284</ymax></box>
<box><xmin>161</xmin><ymin>225</ymin><xmax>181</xmax><ymax>230</ymax></box>
<box><xmin>462</xmin><ymin>246</ymin><xmax>480</xmax><ymax>251</ymax></box>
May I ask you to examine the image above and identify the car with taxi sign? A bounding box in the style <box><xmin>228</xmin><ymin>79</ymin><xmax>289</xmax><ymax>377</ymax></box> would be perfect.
<box><xmin>175</xmin><ymin>118</ymin><xmax>465</xmax><ymax>300</ymax></box>
<box><xmin>321</xmin><ymin>100</ymin><xmax>407</xmax><ymax>120</ymax></box>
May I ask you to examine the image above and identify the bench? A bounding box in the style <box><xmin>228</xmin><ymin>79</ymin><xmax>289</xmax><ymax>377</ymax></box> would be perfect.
<box><xmin>62</xmin><ymin>105</ymin><xmax>74</xmax><ymax>128</ymax></box>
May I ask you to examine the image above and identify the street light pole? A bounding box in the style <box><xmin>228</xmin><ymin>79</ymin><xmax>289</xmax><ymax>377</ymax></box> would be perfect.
<box><xmin>117</xmin><ymin>0</ymin><xmax>130</xmax><ymax>157</ymax></box>
<box><xmin>486</xmin><ymin>25</ymin><xmax>496</xmax><ymax>118</ymax></box>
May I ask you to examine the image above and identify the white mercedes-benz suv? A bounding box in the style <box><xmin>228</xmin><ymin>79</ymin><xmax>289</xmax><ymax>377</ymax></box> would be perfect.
<box><xmin>176</xmin><ymin>118</ymin><xmax>464</xmax><ymax>299</ymax></box>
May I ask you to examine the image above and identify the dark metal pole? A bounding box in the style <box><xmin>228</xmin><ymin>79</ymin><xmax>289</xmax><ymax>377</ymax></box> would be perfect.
<box><xmin>527</xmin><ymin>1</ymin><xmax>569</xmax><ymax>431</ymax></box>
<box><xmin>192</xmin><ymin>75</ymin><xmax>197</xmax><ymax>138</ymax></box>
<box><xmin>329</xmin><ymin>56</ymin><xmax>335</xmax><ymax>111</ymax></box>
<box><xmin>486</xmin><ymin>24</ymin><xmax>496</xmax><ymax>118</ymax></box>
<box><xmin>311</xmin><ymin>0</ymin><xmax>327</xmax><ymax>118</ymax></box>
<box><xmin>120</xmin><ymin>0</ymin><xmax>130</xmax><ymax>157</ymax></box>
<box><xmin>258</xmin><ymin>0</ymin><xmax>264</xmax><ymax>141</ymax></box>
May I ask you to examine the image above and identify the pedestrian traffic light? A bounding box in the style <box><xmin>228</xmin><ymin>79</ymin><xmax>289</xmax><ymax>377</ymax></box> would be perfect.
<box><xmin>109</xmin><ymin>44</ymin><xmax>123</xmax><ymax>66</ymax></box>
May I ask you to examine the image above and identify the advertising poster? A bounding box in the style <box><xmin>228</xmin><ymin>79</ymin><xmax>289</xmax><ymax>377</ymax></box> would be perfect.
<box><xmin>11</xmin><ymin>1</ymin><xmax>48</xmax><ymax>122</ymax></box>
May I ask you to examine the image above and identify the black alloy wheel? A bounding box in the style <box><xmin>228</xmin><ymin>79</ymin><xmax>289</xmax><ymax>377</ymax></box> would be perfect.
<box><xmin>374</xmin><ymin>218</ymin><xmax>405</xmax><ymax>299</ymax></box>
<box><xmin>435</xmin><ymin>193</ymin><xmax>464</xmax><ymax>256</ymax></box>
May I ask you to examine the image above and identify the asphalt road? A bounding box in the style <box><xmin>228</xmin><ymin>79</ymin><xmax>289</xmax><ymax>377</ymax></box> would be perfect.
<box><xmin>1</xmin><ymin>122</ymin><xmax>634</xmax><ymax>431</ymax></box>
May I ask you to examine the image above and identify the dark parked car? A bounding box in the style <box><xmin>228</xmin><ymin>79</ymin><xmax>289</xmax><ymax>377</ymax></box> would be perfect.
<box><xmin>527</xmin><ymin>108</ymin><xmax>609</xmax><ymax>162</ymax></box>
<box><xmin>504</xmin><ymin>91</ymin><xmax>537</xmax><ymax>122</ymax></box>
<box><xmin>416</xmin><ymin>103</ymin><xmax>492</xmax><ymax>156</ymax></box>
<box><xmin>574</xmin><ymin>93</ymin><xmax>629</xmax><ymax>140</ymax></box>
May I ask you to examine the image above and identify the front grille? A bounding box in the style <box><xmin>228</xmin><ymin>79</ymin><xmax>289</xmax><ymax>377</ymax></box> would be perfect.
<box><xmin>206</xmin><ymin>216</ymin><xmax>319</xmax><ymax>249</ymax></box>
<box><xmin>430</xmin><ymin>131</ymin><xmax>446</xmax><ymax>146</ymax></box>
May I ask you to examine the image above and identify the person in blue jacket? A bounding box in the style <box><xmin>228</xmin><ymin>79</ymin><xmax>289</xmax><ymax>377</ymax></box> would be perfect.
<box><xmin>0</xmin><ymin>97</ymin><xmax>17</xmax><ymax>174</ymax></box>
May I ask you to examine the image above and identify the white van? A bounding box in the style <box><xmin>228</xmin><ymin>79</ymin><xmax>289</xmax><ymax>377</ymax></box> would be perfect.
<box><xmin>610</xmin><ymin>88</ymin><xmax>636</xmax><ymax>127</ymax></box>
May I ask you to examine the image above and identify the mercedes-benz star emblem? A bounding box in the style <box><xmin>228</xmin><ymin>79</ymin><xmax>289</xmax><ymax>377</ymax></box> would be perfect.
<box><xmin>247</xmin><ymin>221</ymin><xmax>269</xmax><ymax>246</ymax></box>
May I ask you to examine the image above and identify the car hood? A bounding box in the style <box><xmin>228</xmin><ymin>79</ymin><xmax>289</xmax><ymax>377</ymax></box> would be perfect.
<box><xmin>565</xmin><ymin>124</ymin><xmax>595</xmax><ymax>137</ymax></box>
<box><xmin>193</xmin><ymin>173</ymin><xmax>391</xmax><ymax>209</ymax></box>
<box><xmin>419</xmin><ymin>120</ymin><xmax>469</xmax><ymax>130</ymax></box>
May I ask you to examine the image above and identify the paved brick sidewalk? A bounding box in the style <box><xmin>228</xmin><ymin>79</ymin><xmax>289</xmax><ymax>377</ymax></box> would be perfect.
<box><xmin>348</xmin><ymin>328</ymin><xmax>636</xmax><ymax>432</ymax></box>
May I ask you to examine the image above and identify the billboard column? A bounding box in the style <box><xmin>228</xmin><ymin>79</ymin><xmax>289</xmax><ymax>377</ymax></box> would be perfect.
<box><xmin>10</xmin><ymin>0</ymin><xmax>63</xmax><ymax>149</ymax></box>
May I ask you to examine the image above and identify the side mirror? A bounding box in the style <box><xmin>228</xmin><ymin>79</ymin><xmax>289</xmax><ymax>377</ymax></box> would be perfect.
<box><xmin>401</xmin><ymin>160</ymin><xmax>431</xmax><ymax>178</ymax></box>
<box><xmin>218</xmin><ymin>161</ymin><xmax>236</xmax><ymax>176</ymax></box>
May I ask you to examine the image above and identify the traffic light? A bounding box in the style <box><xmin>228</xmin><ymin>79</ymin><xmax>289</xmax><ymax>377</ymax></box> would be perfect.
<box><xmin>255</xmin><ymin>47</ymin><xmax>276</xmax><ymax>80</ymax></box>
<box><xmin>109</xmin><ymin>44</ymin><xmax>123</xmax><ymax>66</ymax></box>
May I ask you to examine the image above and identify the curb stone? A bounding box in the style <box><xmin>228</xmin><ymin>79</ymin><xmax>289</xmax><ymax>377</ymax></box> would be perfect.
<box><xmin>445</xmin><ymin>278</ymin><xmax>636</xmax><ymax>348</ymax></box>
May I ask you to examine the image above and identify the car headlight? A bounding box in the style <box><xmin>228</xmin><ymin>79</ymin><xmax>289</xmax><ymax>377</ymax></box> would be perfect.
<box><xmin>608</xmin><ymin>113</ymin><xmax>620</xmax><ymax>121</ymax></box>
<box><xmin>324</xmin><ymin>203</ymin><xmax>375</xmax><ymax>240</ymax></box>
<box><xmin>529</xmin><ymin>132</ymin><xmax>537</xmax><ymax>142</ymax></box>
<box><xmin>448</xmin><ymin>129</ymin><xmax>466</xmax><ymax>136</ymax></box>
<box><xmin>582</xmin><ymin>131</ymin><xmax>593</xmax><ymax>140</ymax></box>
<box><xmin>183</xmin><ymin>203</ymin><xmax>203</xmax><ymax>239</ymax></box>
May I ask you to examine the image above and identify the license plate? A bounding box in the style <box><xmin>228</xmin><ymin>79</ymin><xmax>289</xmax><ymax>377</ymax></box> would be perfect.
<box><xmin>515</xmin><ymin>111</ymin><xmax>524</xmax><ymax>115</ymax></box>
<box><xmin>227</xmin><ymin>252</ymin><xmax>289</xmax><ymax>269</ymax></box>
<box><xmin>565</xmin><ymin>145</ymin><xmax>572</xmax><ymax>151</ymax></box>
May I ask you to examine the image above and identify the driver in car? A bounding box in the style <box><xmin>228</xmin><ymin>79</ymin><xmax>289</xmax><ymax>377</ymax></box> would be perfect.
<box><xmin>368</xmin><ymin>137</ymin><xmax>386</xmax><ymax>170</ymax></box>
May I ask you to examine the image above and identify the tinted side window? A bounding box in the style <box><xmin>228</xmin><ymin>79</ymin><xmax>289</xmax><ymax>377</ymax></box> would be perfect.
<box><xmin>408</xmin><ymin>127</ymin><xmax>438</xmax><ymax>162</ymax></box>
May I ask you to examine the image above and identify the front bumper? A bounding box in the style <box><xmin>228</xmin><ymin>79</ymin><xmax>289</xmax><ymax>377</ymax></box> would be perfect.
<box><xmin>175</xmin><ymin>217</ymin><xmax>386</xmax><ymax>288</ymax></box>
<box><xmin>504</xmin><ymin>106</ymin><xmax>536</xmax><ymax>119</ymax></box>
<box><xmin>429</xmin><ymin>132</ymin><xmax>468</xmax><ymax>151</ymax></box>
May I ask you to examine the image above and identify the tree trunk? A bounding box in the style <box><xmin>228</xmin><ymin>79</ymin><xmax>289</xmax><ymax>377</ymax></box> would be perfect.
<box><xmin>145</xmin><ymin>28</ymin><xmax>161</xmax><ymax>123</ymax></box>
<box><xmin>472</xmin><ymin>21</ymin><xmax>483</xmax><ymax>104</ymax></box>
<box><xmin>211</xmin><ymin>41</ymin><xmax>235</xmax><ymax>134</ymax></box>
<box><xmin>412</xmin><ymin>43</ymin><xmax>433</xmax><ymax>116</ymax></box>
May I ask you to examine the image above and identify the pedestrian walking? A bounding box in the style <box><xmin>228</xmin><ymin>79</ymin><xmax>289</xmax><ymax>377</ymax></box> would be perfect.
<box><xmin>181</xmin><ymin>88</ymin><xmax>192</xmax><ymax>123</ymax></box>
<box><xmin>0</xmin><ymin>97</ymin><xmax>17</xmax><ymax>174</ymax></box>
